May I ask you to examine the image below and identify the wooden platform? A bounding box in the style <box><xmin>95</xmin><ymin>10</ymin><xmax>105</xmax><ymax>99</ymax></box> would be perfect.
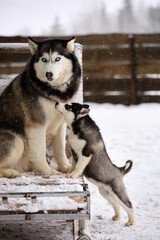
<box><xmin>0</xmin><ymin>173</ymin><xmax>91</xmax><ymax>239</ymax></box>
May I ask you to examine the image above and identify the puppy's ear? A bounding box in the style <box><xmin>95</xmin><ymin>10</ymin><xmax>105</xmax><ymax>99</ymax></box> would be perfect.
<box><xmin>28</xmin><ymin>37</ymin><xmax>39</xmax><ymax>55</ymax></box>
<box><xmin>80</xmin><ymin>107</ymin><xmax>90</xmax><ymax>117</ymax></box>
<box><xmin>66</xmin><ymin>37</ymin><xmax>75</xmax><ymax>53</ymax></box>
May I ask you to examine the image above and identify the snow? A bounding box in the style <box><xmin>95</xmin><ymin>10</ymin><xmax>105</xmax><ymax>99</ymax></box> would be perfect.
<box><xmin>0</xmin><ymin>173</ymin><xmax>84</xmax><ymax>193</ymax></box>
<box><xmin>0</xmin><ymin>43</ymin><xmax>28</xmax><ymax>50</ymax></box>
<box><xmin>87</xmin><ymin>103</ymin><xmax>160</xmax><ymax>240</ymax></box>
<box><xmin>0</xmin><ymin>196</ymin><xmax>79</xmax><ymax>213</ymax></box>
<box><xmin>0</xmin><ymin>173</ymin><xmax>85</xmax><ymax>214</ymax></box>
<box><xmin>0</xmin><ymin>103</ymin><xmax>160</xmax><ymax>239</ymax></box>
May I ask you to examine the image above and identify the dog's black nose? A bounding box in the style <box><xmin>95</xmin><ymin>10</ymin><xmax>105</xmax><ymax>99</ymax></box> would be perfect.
<box><xmin>55</xmin><ymin>102</ymin><xmax>59</xmax><ymax>106</ymax></box>
<box><xmin>46</xmin><ymin>72</ymin><xmax>53</xmax><ymax>80</ymax></box>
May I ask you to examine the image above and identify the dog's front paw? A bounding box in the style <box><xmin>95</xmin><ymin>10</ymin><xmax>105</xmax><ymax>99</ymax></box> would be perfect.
<box><xmin>1</xmin><ymin>169</ymin><xmax>21</xmax><ymax>178</ymax></box>
<box><xmin>34</xmin><ymin>168</ymin><xmax>61</xmax><ymax>177</ymax></box>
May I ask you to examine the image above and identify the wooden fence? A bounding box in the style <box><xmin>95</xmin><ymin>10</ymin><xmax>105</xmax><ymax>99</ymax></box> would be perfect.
<box><xmin>0</xmin><ymin>34</ymin><xmax>160</xmax><ymax>105</ymax></box>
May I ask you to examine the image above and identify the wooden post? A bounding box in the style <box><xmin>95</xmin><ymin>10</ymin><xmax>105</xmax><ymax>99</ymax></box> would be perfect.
<box><xmin>129</xmin><ymin>35</ymin><xmax>138</xmax><ymax>105</ymax></box>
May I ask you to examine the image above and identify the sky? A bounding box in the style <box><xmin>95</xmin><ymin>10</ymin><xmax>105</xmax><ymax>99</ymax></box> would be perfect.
<box><xmin>0</xmin><ymin>0</ymin><xmax>160</xmax><ymax>36</ymax></box>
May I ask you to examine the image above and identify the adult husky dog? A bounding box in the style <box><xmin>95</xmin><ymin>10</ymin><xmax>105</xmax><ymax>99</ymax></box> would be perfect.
<box><xmin>0</xmin><ymin>37</ymin><xmax>81</xmax><ymax>178</ymax></box>
<box><xmin>55</xmin><ymin>102</ymin><xmax>135</xmax><ymax>226</ymax></box>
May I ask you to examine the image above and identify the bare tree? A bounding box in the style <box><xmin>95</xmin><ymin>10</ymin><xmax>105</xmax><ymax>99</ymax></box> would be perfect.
<box><xmin>118</xmin><ymin>0</ymin><xmax>136</xmax><ymax>33</ymax></box>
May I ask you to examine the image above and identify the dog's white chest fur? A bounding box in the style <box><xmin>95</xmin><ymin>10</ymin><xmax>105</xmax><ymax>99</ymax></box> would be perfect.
<box><xmin>69</xmin><ymin>130</ymin><xmax>86</xmax><ymax>156</ymax></box>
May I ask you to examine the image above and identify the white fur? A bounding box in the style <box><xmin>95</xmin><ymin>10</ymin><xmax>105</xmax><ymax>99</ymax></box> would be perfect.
<box><xmin>34</xmin><ymin>52</ymin><xmax>73</xmax><ymax>87</ymax></box>
<box><xmin>56</xmin><ymin>103</ymin><xmax>75</xmax><ymax>126</ymax></box>
<box><xmin>56</xmin><ymin>103</ymin><xmax>92</xmax><ymax>178</ymax></box>
<box><xmin>67</xmin><ymin>38</ymin><xmax>75</xmax><ymax>53</ymax></box>
<box><xmin>28</xmin><ymin>38</ymin><xmax>38</xmax><ymax>55</ymax></box>
<box><xmin>39</xmin><ymin>98</ymin><xmax>72</xmax><ymax>172</ymax></box>
<box><xmin>67</xmin><ymin>130</ymin><xmax>92</xmax><ymax>178</ymax></box>
<box><xmin>125</xmin><ymin>162</ymin><xmax>130</xmax><ymax>171</ymax></box>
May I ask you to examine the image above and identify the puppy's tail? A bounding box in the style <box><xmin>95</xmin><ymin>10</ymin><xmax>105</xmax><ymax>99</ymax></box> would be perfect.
<box><xmin>121</xmin><ymin>160</ymin><xmax>133</xmax><ymax>175</ymax></box>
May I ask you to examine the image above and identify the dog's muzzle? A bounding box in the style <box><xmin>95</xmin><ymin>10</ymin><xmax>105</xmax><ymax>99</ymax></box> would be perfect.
<box><xmin>46</xmin><ymin>72</ymin><xmax>53</xmax><ymax>81</ymax></box>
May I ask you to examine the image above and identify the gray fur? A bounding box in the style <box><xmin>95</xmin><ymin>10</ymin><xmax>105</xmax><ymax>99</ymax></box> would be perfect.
<box><xmin>0</xmin><ymin>131</ymin><xmax>15</xmax><ymax>160</ymax></box>
<box><xmin>55</xmin><ymin>102</ymin><xmax>135</xmax><ymax>226</ymax></box>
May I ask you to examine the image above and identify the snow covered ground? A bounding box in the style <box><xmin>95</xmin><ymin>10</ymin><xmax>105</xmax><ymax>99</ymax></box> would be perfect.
<box><xmin>0</xmin><ymin>103</ymin><xmax>160</xmax><ymax>239</ymax></box>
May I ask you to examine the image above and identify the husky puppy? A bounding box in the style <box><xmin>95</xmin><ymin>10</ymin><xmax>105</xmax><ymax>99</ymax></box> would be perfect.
<box><xmin>55</xmin><ymin>102</ymin><xmax>135</xmax><ymax>226</ymax></box>
<box><xmin>0</xmin><ymin>37</ymin><xmax>81</xmax><ymax>178</ymax></box>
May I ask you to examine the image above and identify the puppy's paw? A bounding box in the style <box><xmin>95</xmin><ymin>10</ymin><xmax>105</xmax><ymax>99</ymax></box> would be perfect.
<box><xmin>125</xmin><ymin>221</ymin><xmax>135</xmax><ymax>227</ymax></box>
<box><xmin>42</xmin><ymin>169</ymin><xmax>61</xmax><ymax>178</ymax></box>
<box><xmin>58</xmin><ymin>163</ymin><xmax>72</xmax><ymax>173</ymax></box>
<box><xmin>66</xmin><ymin>171</ymin><xmax>79</xmax><ymax>179</ymax></box>
<box><xmin>51</xmin><ymin>169</ymin><xmax>61</xmax><ymax>175</ymax></box>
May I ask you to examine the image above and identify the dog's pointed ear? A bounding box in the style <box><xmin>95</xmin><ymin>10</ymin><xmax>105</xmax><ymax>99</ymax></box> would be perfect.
<box><xmin>66</xmin><ymin>37</ymin><xmax>75</xmax><ymax>53</ymax></box>
<box><xmin>28</xmin><ymin>37</ymin><xmax>39</xmax><ymax>55</ymax></box>
<box><xmin>80</xmin><ymin>105</ymin><xmax>90</xmax><ymax>117</ymax></box>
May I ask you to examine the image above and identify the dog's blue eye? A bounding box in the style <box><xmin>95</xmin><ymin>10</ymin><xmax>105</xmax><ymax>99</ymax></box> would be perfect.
<box><xmin>41</xmin><ymin>57</ymin><xmax>47</xmax><ymax>63</ymax></box>
<box><xmin>55</xmin><ymin>57</ymin><xmax>61</xmax><ymax>62</ymax></box>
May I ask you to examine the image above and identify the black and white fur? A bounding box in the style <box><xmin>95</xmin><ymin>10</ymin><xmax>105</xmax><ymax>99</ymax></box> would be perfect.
<box><xmin>55</xmin><ymin>102</ymin><xmax>135</xmax><ymax>226</ymax></box>
<box><xmin>0</xmin><ymin>37</ymin><xmax>81</xmax><ymax>178</ymax></box>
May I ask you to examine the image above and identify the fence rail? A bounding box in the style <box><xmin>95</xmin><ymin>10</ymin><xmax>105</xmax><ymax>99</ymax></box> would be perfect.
<box><xmin>0</xmin><ymin>34</ymin><xmax>160</xmax><ymax>105</ymax></box>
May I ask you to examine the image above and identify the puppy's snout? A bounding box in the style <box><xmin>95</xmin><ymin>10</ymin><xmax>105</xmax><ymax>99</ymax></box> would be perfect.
<box><xmin>46</xmin><ymin>72</ymin><xmax>53</xmax><ymax>80</ymax></box>
<box><xmin>55</xmin><ymin>102</ymin><xmax>59</xmax><ymax>106</ymax></box>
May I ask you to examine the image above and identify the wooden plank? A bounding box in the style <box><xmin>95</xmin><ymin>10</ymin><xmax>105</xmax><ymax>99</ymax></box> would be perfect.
<box><xmin>84</xmin><ymin>48</ymin><xmax>130</xmax><ymax>61</ymax></box>
<box><xmin>84</xmin><ymin>94</ymin><xmax>130</xmax><ymax>105</ymax></box>
<box><xmin>0</xmin><ymin>65</ymin><xmax>24</xmax><ymax>74</ymax></box>
<box><xmin>0</xmin><ymin>34</ymin><xmax>130</xmax><ymax>45</ymax></box>
<box><xmin>77</xmin><ymin>34</ymin><xmax>130</xmax><ymax>45</ymax></box>
<box><xmin>0</xmin><ymin>43</ymin><xmax>29</xmax><ymax>53</ymax></box>
<box><xmin>136</xmin><ymin>47</ymin><xmax>160</xmax><ymax>61</ymax></box>
<box><xmin>84</xmin><ymin>64</ymin><xmax>131</xmax><ymax>77</ymax></box>
<box><xmin>134</xmin><ymin>34</ymin><xmax>160</xmax><ymax>44</ymax></box>
<box><xmin>137</xmin><ymin>62</ymin><xmax>160</xmax><ymax>74</ymax></box>
<box><xmin>138</xmin><ymin>95</ymin><xmax>160</xmax><ymax>103</ymax></box>
<box><xmin>137</xmin><ymin>78</ymin><xmax>160</xmax><ymax>91</ymax></box>
<box><xmin>84</xmin><ymin>61</ymin><xmax>132</xmax><ymax>77</ymax></box>
<box><xmin>0</xmin><ymin>52</ymin><xmax>30</xmax><ymax>63</ymax></box>
<box><xmin>84</xmin><ymin>78</ymin><xmax>131</xmax><ymax>91</ymax></box>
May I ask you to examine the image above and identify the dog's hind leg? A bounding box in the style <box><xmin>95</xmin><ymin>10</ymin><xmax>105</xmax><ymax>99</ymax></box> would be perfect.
<box><xmin>109</xmin><ymin>179</ymin><xmax>135</xmax><ymax>226</ymax></box>
<box><xmin>0</xmin><ymin>131</ymin><xmax>24</xmax><ymax>178</ymax></box>
<box><xmin>98</xmin><ymin>185</ymin><xmax>121</xmax><ymax>221</ymax></box>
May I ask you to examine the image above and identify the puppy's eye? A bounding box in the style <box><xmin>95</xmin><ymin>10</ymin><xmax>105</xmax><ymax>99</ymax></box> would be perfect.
<box><xmin>65</xmin><ymin>104</ymin><xmax>71</xmax><ymax>111</ymax></box>
<box><xmin>55</xmin><ymin>57</ymin><xmax>61</xmax><ymax>62</ymax></box>
<box><xmin>41</xmin><ymin>57</ymin><xmax>47</xmax><ymax>63</ymax></box>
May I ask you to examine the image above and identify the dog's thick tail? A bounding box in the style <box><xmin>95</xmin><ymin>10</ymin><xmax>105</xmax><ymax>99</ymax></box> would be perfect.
<box><xmin>120</xmin><ymin>160</ymin><xmax>133</xmax><ymax>175</ymax></box>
